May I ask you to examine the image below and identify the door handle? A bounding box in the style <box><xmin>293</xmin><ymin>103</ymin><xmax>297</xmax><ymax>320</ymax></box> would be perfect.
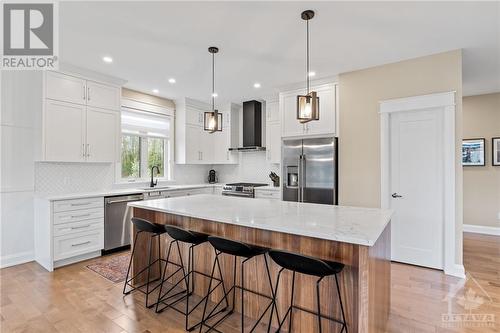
<box><xmin>392</xmin><ymin>193</ymin><xmax>403</xmax><ymax>198</ymax></box>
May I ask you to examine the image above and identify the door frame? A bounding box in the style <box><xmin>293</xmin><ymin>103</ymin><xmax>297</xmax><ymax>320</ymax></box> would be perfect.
<box><xmin>379</xmin><ymin>91</ymin><xmax>464</xmax><ymax>278</ymax></box>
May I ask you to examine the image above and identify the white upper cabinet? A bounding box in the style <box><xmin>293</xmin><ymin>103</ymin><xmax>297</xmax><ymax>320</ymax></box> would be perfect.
<box><xmin>266</xmin><ymin>121</ymin><xmax>281</xmax><ymax>164</ymax></box>
<box><xmin>266</xmin><ymin>99</ymin><xmax>280</xmax><ymax>123</ymax></box>
<box><xmin>280</xmin><ymin>93</ymin><xmax>305</xmax><ymax>138</ymax></box>
<box><xmin>45</xmin><ymin>71</ymin><xmax>86</xmax><ymax>105</ymax></box>
<box><xmin>41</xmin><ymin>71</ymin><xmax>121</xmax><ymax>162</ymax></box>
<box><xmin>265</xmin><ymin>100</ymin><xmax>281</xmax><ymax>164</ymax></box>
<box><xmin>86</xmin><ymin>81</ymin><xmax>120</xmax><ymax>110</ymax></box>
<box><xmin>176</xmin><ymin>98</ymin><xmax>238</xmax><ymax>165</ymax></box>
<box><xmin>44</xmin><ymin>100</ymin><xmax>86</xmax><ymax>162</ymax></box>
<box><xmin>280</xmin><ymin>83</ymin><xmax>337</xmax><ymax>138</ymax></box>
<box><xmin>85</xmin><ymin>107</ymin><xmax>119</xmax><ymax>163</ymax></box>
<box><xmin>45</xmin><ymin>71</ymin><xmax>120</xmax><ymax>111</ymax></box>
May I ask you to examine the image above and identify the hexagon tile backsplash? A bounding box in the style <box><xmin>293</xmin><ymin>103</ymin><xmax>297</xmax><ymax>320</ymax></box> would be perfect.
<box><xmin>35</xmin><ymin>162</ymin><xmax>114</xmax><ymax>194</ymax></box>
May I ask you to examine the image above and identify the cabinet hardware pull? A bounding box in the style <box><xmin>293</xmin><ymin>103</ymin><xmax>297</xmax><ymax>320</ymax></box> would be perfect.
<box><xmin>82</xmin><ymin>143</ymin><xmax>86</xmax><ymax>157</ymax></box>
<box><xmin>70</xmin><ymin>213</ymin><xmax>91</xmax><ymax>219</ymax></box>
<box><xmin>86</xmin><ymin>144</ymin><xmax>90</xmax><ymax>157</ymax></box>
<box><xmin>71</xmin><ymin>225</ymin><xmax>91</xmax><ymax>230</ymax></box>
<box><xmin>83</xmin><ymin>86</ymin><xmax>86</xmax><ymax>100</ymax></box>
<box><xmin>87</xmin><ymin>87</ymin><xmax>90</xmax><ymax>101</ymax></box>
<box><xmin>70</xmin><ymin>202</ymin><xmax>91</xmax><ymax>206</ymax></box>
<box><xmin>72</xmin><ymin>241</ymin><xmax>91</xmax><ymax>247</ymax></box>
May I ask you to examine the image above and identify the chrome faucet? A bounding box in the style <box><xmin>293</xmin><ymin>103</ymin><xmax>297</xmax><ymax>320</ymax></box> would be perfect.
<box><xmin>150</xmin><ymin>166</ymin><xmax>160</xmax><ymax>188</ymax></box>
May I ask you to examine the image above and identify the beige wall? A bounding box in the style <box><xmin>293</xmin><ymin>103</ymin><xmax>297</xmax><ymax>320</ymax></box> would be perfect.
<box><xmin>122</xmin><ymin>88</ymin><xmax>175</xmax><ymax>109</ymax></box>
<box><xmin>463</xmin><ymin>93</ymin><xmax>500</xmax><ymax>228</ymax></box>
<box><xmin>338</xmin><ymin>50</ymin><xmax>463</xmax><ymax>264</ymax></box>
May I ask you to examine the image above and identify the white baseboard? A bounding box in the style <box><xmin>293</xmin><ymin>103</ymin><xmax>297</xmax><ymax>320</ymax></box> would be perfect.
<box><xmin>0</xmin><ymin>251</ymin><xmax>34</xmax><ymax>269</ymax></box>
<box><xmin>463</xmin><ymin>224</ymin><xmax>500</xmax><ymax>236</ymax></box>
<box><xmin>445</xmin><ymin>264</ymin><xmax>466</xmax><ymax>279</ymax></box>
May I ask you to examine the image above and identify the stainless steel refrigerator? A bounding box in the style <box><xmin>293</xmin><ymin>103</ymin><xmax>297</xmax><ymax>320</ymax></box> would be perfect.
<box><xmin>282</xmin><ymin>137</ymin><xmax>338</xmax><ymax>205</ymax></box>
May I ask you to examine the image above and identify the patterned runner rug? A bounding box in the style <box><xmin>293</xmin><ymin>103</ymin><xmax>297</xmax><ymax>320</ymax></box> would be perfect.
<box><xmin>86</xmin><ymin>252</ymin><xmax>131</xmax><ymax>283</ymax></box>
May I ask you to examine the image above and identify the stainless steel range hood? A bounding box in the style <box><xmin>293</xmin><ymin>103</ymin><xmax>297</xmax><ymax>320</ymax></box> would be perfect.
<box><xmin>228</xmin><ymin>100</ymin><xmax>266</xmax><ymax>152</ymax></box>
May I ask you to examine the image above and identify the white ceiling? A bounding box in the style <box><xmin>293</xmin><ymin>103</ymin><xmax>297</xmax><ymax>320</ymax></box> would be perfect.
<box><xmin>60</xmin><ymin>1</ymin><xmax>500</xmax><ymax>104</ymax></box>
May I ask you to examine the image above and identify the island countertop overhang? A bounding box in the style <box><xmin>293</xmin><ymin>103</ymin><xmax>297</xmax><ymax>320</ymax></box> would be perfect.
<box><xmin>128</xmin><ymin>194</ymin><xmax>393</xmax><ymax>246</ymax></box>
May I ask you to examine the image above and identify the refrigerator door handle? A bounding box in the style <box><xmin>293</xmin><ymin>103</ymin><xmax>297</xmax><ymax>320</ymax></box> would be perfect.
<box><xmin>301</xmin><ymin>154</ymin><xmax>306</xmax><ymax>202</ymax></box>
<box><xmin>298</xmin><ymin>155</ymin><xmax>302</xmax><ymax>202</ymax></box>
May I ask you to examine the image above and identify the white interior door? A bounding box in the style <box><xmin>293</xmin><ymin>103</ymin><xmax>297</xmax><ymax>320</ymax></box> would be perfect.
<box><xmin>390</xmin><ymin>109</ymin><xmax>444</xmax><ymax>269</ymax></box>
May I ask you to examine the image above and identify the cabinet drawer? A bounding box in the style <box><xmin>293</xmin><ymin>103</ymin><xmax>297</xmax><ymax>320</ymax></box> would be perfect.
<box><xmin>53</xmin><ymin>197</ymin><xmax>103</xmax><ymax>212</ymax></box>
<box><xmin>255</xmin><ymin>191</ymin><xmax>280</xmax><ymax>199</ymax></box>
<box><xmin>54</xmin><ymin>230</ymin><xmax>104</xmax><ymax>261</ymax></box>
<box><xmin>53</xmin><ymin>207</ymin><xmax>104</xmax><ymax>225</ymax></box>
<box><xmin>53</xmin><ymin>218</ymin><xmax>103</xmax><ymax>237</ymax></box>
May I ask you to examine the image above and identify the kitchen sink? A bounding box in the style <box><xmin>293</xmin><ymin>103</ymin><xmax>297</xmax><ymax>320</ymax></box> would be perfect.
<box><xmin>142</xmin><ymin>186</ymin><xmax>171</xmax><ymax>191</ymax></box>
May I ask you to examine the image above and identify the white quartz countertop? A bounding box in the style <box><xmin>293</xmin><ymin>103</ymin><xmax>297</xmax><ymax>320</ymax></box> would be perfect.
<box><xmin>128</xmin><ymin>194</ymin><xmax>393</xmax><ymax>246</ymax></box>
<box><xmin>35</xmin><ymin>184</ymin><xmax>221</xmax><ymax>201</ymax></box>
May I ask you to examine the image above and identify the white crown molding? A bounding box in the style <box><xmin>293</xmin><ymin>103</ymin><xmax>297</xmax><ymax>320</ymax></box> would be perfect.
<box><xmin>379</xmin><ymin>91</ymin><xmax>456</xmax><ymax>114</ymax></box>
<box><xmin>58</xmin><ymin>62</ymin><xmax>128</xmax><ymax>86</ymax></box>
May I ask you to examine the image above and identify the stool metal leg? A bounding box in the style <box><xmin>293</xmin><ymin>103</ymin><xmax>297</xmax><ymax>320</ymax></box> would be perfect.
<box><xmin>155</xmin><ymin>239</ymin><xmax>174</xmax><ymax>313</ymax></box>
<box><xmin>287</xmin><ymin>271</ymin><xmax>296</xmax><ymax>333</ymax></box>
<box><xmin>335</xmin><ymin>274</ymin><xmax>348</xmax><ymax>333</ymax></box>
<box><xmin>316</xmin><ymin>276</ymin><xmax>324</xmax><ymax>333</ymax></box>
<box><xmin>267</xmin><ymin>267</ymin><xmax>284</xmax><ymax>333</ymax></box>
<box><xmin>123</xmin><ymin>231</ymin><xmax>141</xmax><ymax>294</ymax></box>
<box><xmin>145</xmin><ymin>234</ymin><xmax>155</xmax><ymax>308</ymax></box>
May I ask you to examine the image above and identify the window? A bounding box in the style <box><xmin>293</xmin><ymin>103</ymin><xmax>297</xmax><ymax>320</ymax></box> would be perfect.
<box><xmin>120</xmin><ymin>108</ymin><xmax>172</xmax><ymax>181</ymax></box>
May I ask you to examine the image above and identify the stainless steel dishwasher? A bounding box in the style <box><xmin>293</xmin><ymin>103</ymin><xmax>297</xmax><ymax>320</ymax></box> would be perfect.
<box><xmin>104</xmin><ymin>193</ymin><xmax>144</xmax><ymax>253</ymax></box>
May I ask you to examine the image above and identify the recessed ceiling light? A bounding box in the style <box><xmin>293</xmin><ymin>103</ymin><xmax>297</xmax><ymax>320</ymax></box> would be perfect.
<box><xmin>212</xmin><ymin>93</ymin><xmax>218</xmax><ymax>98</ymax></box>
<box><xmin>253</xmin><ymin>83</ymin><xmax>261</xmax><ymax>88</ymax></box>
<box><xmin>168</xmin><ymin>78</ymin><xmax>176</xmax><ymax>84</ymax></box>
<box><xmin>102</xmin><ymin>56</ymin><xmax>113</xmax><ymax>63</ymax></box>
<box><xmin>152</xmin><ymin>89</ymin><xmax>159</xmax><ymax>94</ymax></box>
<box><xmin>308</xmin><ymin>71</ymin><xmax>316</xmax><ymax>77</ymax></box>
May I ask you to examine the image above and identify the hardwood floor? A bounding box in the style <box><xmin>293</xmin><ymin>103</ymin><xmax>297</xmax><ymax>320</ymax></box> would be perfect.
<box><xmin>1</xmin><ymin>232</ymin><xmax>498</xmax><ymax>332</ymax></box>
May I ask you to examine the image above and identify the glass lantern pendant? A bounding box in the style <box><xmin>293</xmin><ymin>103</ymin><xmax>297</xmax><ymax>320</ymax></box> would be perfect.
<box><xmin>204</xmin><ymin>46</ymin><xmax>223</xmax><ymax>133</ymax></box>
<box><xmin>297</xmin><ymin>10</ymin><xmax>319</xmax><ymax>124</ymax></box>
<box><xmin>204</xmin><ymin>110</ymin><xmax>222</xmax><ymax>133</ymax></box>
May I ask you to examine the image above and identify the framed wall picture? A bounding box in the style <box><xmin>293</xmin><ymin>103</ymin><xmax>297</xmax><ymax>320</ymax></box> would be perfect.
<box><xmin>493</xmin><ymin>137</ymin><xmax>500</xmax><ymax>166</ymax></box>
<box><xmin>462</xmin><ymin>138</ymin><xmax>485</xmax><ymax>166</ymax></box>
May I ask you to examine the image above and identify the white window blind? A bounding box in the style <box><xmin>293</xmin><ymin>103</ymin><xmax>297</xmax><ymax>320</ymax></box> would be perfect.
<box><xmin>121</xmin><ymin>107</ymin><xmax>171</xmax><ymax>138</ymax></box>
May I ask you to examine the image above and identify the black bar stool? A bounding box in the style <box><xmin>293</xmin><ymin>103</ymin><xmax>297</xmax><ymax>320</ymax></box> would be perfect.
<box><xmin>123</xmin><ymin>217</ymin><xmax>167</xmax><ymax>308</ymax></box>
<box><xmin>199</xmin><ymin>236</ymin><xmax>277</xmax><ymax>333</ymax></box>
<box><xmin>155</xmin><ymin>225</ymin><xmax>228</xmax><ymax>331</ymax></box>
<box><xmin>267</xmin><ymin>250</ymin><xmax>348</xmax><ymax>333</ymax></box>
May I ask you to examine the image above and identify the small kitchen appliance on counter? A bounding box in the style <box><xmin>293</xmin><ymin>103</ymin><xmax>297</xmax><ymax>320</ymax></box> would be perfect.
<box><xmin>269</xmin><ymin>172</ymin><xmax>280</xmax><ymax>187</ymax></box>
<box><xmin>208</xmin><ymin>169</ymin><xmax>218</xmax><ymax>184</ymax></box>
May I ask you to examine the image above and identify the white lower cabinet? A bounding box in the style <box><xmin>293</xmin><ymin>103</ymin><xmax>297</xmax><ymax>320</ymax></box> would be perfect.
<box><xmin>54</xmin><ymin>229</ymin><xmax>104</xmax><ymax>261</ymax></box>
<box><xmin>35</xmin><ymin>196</ymin><xmax>104</xmax><ymax>271</ymax></box>
<box><xmin>254</xmin><ymin>189</ymin><xmax>280</xmax><ymax>200</ymax></box>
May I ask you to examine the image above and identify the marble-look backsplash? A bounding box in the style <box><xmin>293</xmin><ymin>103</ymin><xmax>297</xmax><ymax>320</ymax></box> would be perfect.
<box><xmin>212</xmin><ymin>151</ymin><xmax>280</xmax><ymax>184</ymax></box>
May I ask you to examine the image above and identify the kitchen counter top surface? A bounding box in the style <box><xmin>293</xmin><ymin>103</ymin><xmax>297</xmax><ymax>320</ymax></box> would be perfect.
<box><xmin>35</xmin><ymin>184</ymin><xmax>222</xmax><ymax>201</ymax></box>
<box><xmin>128</xmin><ymin>194</ymin><xmax>393</xmax><ymax>246</ymax></box>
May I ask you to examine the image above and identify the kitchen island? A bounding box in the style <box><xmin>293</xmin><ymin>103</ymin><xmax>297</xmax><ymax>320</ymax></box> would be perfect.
<box><xmin>128</xmin><ymin>195</ymin><xmax>393</xmax><ymax>333</ymax></box>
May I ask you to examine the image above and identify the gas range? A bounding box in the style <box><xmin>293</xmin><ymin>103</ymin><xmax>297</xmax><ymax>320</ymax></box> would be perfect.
<box><xmin>222</xmin><ymin>182</ymin><xmax>268</xmax><ymax>198</ymax></box>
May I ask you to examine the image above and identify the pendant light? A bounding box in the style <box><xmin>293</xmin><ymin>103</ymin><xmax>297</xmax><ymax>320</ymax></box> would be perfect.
<box><xmin>204</xmin><ymin>46</ymin><xmax>222</xmax><ymax>133</ymax></box>
<box><xmin>297</xmin><ymin>10</ymin><xmax>319</xmax><ymax>123</ymax></box>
